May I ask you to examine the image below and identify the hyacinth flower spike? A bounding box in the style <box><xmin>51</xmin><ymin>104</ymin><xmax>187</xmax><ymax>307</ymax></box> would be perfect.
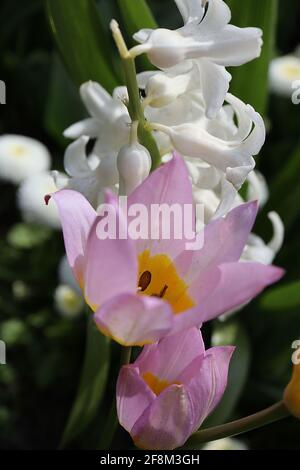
<box><xmin>50</xmin><ymin>154</ymin><xmax>284</xmax><ymax>346</ymax></box>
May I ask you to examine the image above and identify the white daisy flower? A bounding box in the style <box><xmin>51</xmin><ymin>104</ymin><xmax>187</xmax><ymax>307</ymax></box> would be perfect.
<box><xmin>17</xmin><ymin>172</ymin><xmax>60</xmax><ymax>229</ymax></box>
<box><xmin>0</xmin><ymin>135</ymin><xmax>51</xmax><ymax>184</ymax></box>
<box><xmin>54</xmin><ymin>285</ymin><xmax>84</xmax><ymax>318</ymax></box>
<box><xmin>269</xmin><ymin>55</ymin><xmax>300</xmax><ymax>97</ymax></box>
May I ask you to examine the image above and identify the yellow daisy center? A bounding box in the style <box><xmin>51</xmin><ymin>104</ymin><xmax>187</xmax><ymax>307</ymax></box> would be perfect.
<box><xmin>282</xmin><ymin>64</ymin><xmax>300</xmax><ymax>79</ymax></box>
<box><xmin>10</xmin><ymin>145</ymin><xmax>27</xmax><ymax>157</ymax></box>
<box><xmin>138</xmin><ymin>249</ymin><xmax>194</xmax><ymax>314</ymax></box>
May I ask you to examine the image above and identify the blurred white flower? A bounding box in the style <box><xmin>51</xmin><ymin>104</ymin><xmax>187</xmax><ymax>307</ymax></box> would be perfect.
<box><xmin>58</xmin><ymin>256</ymin><xmax>81</xmax><ymax>294</ymax></box>
<box><xmin>0</xmin><ymin>135</ymin><xmax>51</xmax><ymax>184</ymax></box>
<box><xmin>17</xmin><ymin>172</ymin><xmax>60</xmax><ymax>229</ymax></box>
<box><xmin>132</xmin><ymin>0</ymin><xmax>262</xmax><ymax>116</ymax></box>
<box><xmin>269</xmin><ymin>54</ymin><xmax>300</xmax><ymax>97</ymax></box>
<box><xmin>202</xmin><ymin>437</ymin><xmax>248</xmax><ymax>450</ymax></box>
<box><xmin>54</xmin><ymin>284</ymin><xmax>84</xmax><ymax>318</ymax></box>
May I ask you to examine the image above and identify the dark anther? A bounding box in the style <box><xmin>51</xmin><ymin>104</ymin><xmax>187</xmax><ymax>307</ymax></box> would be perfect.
<box><xmin>152</xmin><ymin>285</ymin><xmax>168</xmax><ymax>299</ymax></box>
<box><xmin>139</xmin><ymin>271</ymin><xmax>152</xmax><ymax>291</ymax></box>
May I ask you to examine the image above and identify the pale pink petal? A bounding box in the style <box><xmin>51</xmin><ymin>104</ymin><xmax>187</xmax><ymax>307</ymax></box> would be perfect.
<box><xmin>84</xmin><ymin>191</ymin><xmax>137</xmax><ymax>309</ymax></box>
<box><xmin>131</xmin><ymin>384</ymin><xmax>194</xmax><ymax>450</ymax></box>
<box><xmin>172</xmin><ymin>262</ymin><xmax>284</xmax><ymax>332</ymax></box>
<box><xmin>136</xmin><ymin>327</ymin><xmax>205</xmax><ymax>383</ymax></box>
<box><xmin>50</xmin><ymin>189</ymin><xmax>97</xmax><ymax>286</ymax></box>
<box><xmin>117</xmin><ymin>366</ymin><xmax>155</xmax><ymax>433</ymax></box>
<box><xmin>174</xmin><ymin>201</ymin><xmax>258</xmax><ymax>284</ymax></box>
<box><xmin>128</xmin><ymin>153</ymin><xmax>194</xmax><ymax>260</ymax></box>
<box><xmin>183</xmin><ymin>346</ymin><xmax>234</xmax><ymax>432</ymax></box>
<box><xmin>94</xmin><ymin>293</ymin><xmax>173</xmax><ymax>346</ymax></box>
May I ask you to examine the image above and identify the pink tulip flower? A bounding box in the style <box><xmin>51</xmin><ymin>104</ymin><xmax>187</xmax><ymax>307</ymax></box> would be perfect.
<box><xmin>50</xmin><ymin>154</ymin><xmax>284</xmax><ymax>346</ymax></box>
<box><xmin>117</xmin><ymin>327</ymin><xmax>234</xmax><ymax>450</ymax></box>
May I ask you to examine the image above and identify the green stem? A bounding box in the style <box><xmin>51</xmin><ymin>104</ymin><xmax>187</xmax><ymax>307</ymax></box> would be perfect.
<box><xmin>98</xmin><ymin>346</ymin><xmax>132</xmax><ymax>449</ymax></box>
<box><xmin>111</xmin><ymin>20</ymin><xmax>161</xmax><ymax>170</ymax></box>
<box><xmin>187</xmin><ymin>401</ymin><xmax>289</xmax><ymax>447</ymax></box>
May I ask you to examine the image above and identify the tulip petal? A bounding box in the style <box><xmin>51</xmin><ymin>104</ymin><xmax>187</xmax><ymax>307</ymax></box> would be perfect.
<box><xmin>173</xmin><ymin>261</ymin><xmax>284</xmax><ymax>332</ymax></box>
<box><xmin>94</xmin><ymin>293</ymin><xmax>173</xmax><ymax>346</ymax></box>
<box><xmin>183</xmin><ymin>346</ymin><xmax>235</xmax><ymax>431</ymax></box>
<box><xmin>136</xmin><ymin>327</ymin><xmax>205</xmax><ymax>383</ymax></box>
<box><xmin>175</xmin><ymin>201</ymin><xmax>258</xmax><ymax>284</ymax></box>
<box><xmin>128</xmin><ymin>153</ymin><xmax>194</xmax><ymax>260</ymax></box>
<box><xmin>131</xmin><ymin>384</ymin><xmax>193</xmax><ymax>450</ymax></box>
<box><xmin>117</xmin><ymin>365</ymin><xmax>155</xmax><ymax>433</ymax></box>
<box><xmin>51</xmin><ymin>189</ymin><xmax>97</xmax><ymax>286</ymax></box>
<box><xmin>84</xmin><ymin>191</ymin><xmax>137</xmax><ymax>309</ymax></box>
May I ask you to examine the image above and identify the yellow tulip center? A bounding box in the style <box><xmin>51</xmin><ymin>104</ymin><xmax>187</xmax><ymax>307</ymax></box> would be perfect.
<box><xmin>143</xmin><ymin>371</ymin><xmax>178</xmax><ymax>396</ymax></box>
<box><xmin>138</xmin><ymin>249</ymin><xmax>194</xmax><ymax>314</ymax></box>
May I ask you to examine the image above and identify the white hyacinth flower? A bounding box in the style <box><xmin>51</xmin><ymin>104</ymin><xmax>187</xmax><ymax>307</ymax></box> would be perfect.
<box><xmin>54</xmin><ymin>136</ymin><xmax>119</xmax><ymax>208</ymax></box>
<box><xmin>0</xmin><ymin>135</ymin><xmax>51</xmax><ymax>184</ymax></box>
<box><xmin>151</xmin><ymin>93</ymin><xmax>266</xmax><ymax>195</ymax></box>
<box><xmin>269</xmin><ymin>54</ymin><xmax>300</xmax><ymax>97</ymax></box>
<box><xmin>17</xmin><ymin>172</ymin><xmax>60</xmax><ymax>229</ymax></box>
<box><xmin>132</xmin><ymin>0</ymin><xmax>262</xmax><ymax>117</ymax></box>
<box><xmin>117</xmin><ymin>139</ymin><xmax>151</xmax><ymax>195</ymax></box>
<box><xmin>242</xmin><ymin>212</ymin><xmax>284</xmax><ymax>265</ymax></box>
<box><xmin>54</xmin><ymin>284</ymin><xmax>84</xmax><ymax>318</ymax></box>
<box><xmin>64</xmin><ymin>81</ymin><xmax>130</xmax><ymax>151</ymax></box>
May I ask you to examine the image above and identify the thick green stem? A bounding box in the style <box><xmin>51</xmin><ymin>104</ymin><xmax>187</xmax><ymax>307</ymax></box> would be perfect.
<box><xmin>98</xmin><ymin>346</ymin><xmax>132</xmax><ymax>449</ymax></box>
<box><xmin>187</xmin><ymin>401</ymin><xmax>289</xmax><ymax>447</ymax></box>
<box><xmin>111</xmin><ymin>20</ymin><xmax>161</xmax><ymax>170</ymax></box>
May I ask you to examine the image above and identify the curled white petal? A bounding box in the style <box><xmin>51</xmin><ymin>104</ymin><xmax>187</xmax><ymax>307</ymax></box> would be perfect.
<box><xmin>64</xmin><ymin>136</ymin><xmax>92</xmax><ymax>177</ymax></box>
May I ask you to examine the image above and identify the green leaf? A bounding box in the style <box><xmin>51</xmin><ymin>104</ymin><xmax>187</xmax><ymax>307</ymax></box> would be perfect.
<box><xmin>117</xmin><ymin>0</ymin><xmax>157</xmax><ymax>37</ymax></box>
<box><xmin>260</xmin><ymin>280</ymin><xmax>300</xmax><ymax>312</ymax></box>
<box><xmin>265</xmin><ymin>145</ymin><xmax>300</xmax><ymax>230</ymax></box>
<box><xmin>45</xmin><ymin>0</ymin><xmax>119</xmax><ymax>92</ymax></box>
<box><xmin>203</xmin><ymin>319</ymin><xmax>251</xmax><ymax>427</ymax></box>
<box><xmin>44</xmin><ymin>54</ymin><xmax>86</xmax><ymax>147</ymax></box>
<box><xmin>61</xmin><ymin>317</ymin><xmax>110</xmax><ymax>447</ymax></box>
<box><xmin>226</xmin><ymin>0</ymin><xmax>278</xmax><ymax>116</ymax></box>
<box><xmin>7</xmin><ymin>224</ymin><xmax>52</xmax><ymax>249</ymax></box>
<box><xmin>116</xmin><ymin>0</ymin><xmax>157</xmax><ymax>71</ymax></box>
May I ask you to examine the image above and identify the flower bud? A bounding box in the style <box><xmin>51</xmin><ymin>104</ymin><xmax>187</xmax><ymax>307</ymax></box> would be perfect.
<box><xmin>117</xmin><ymin>143</ymin><xmax>151</xmax><ymax>195</ymax></box>
<box><xmin>284</xmin><ymin>363</ymin><xmax>300</xmax><ymax>419</ymax></box>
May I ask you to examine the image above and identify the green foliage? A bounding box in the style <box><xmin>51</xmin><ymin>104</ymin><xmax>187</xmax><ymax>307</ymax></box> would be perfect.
<box><xmin>7</xmin><ymin>224</ymin><xmax>52</xmax><ymax>250</ymax></box>
<box><xmin>226</xmin><ymin>0</ymin><xmax>278</xmax><ymax>116</ymax></box>
<box><xmin>204</xmin><ymin>320</ymin><xmax>251</xmax><ymax>427</ymax></box>
<box><xmin>45</xmin><ymin>0</ymin><xmax>120</xmax><ymax>91</ymax></box>
<box><xmin>61</xmin><ymin>317</ymin><xmax>110</xmax><ymax>447</ymax></box>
